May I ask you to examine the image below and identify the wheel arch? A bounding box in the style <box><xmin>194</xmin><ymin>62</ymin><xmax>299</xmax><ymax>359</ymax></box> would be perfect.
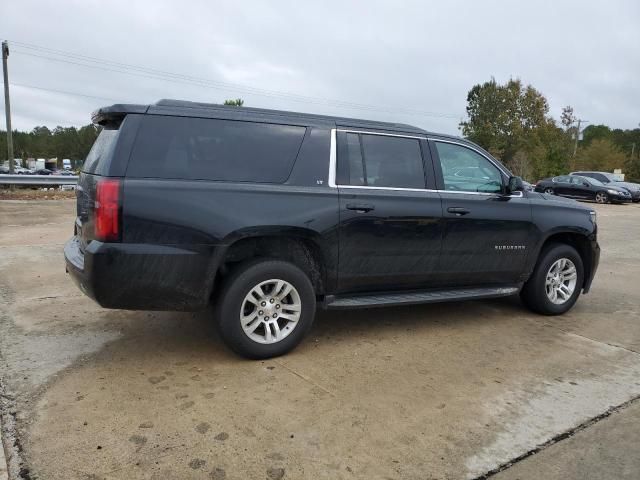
<box><xmin>216</xmin><ymin>229</ymin><xmax>329</xmax><ymax>297</ymax></box>
<box><xmin>531</xmin><ymin>231</ymin><xmax>594</xmax><ymax>292</ymax></box>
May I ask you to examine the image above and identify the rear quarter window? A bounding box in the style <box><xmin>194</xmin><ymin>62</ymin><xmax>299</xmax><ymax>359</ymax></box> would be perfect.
<box><xmin>126</xmin><ymin>115</ymin><xmax>306</xmax><ymax>183</ymax></box>
<box><xmin>82</xmin><ymin>128</ymin><xmax>119</xmax><ymax>175</ymax></box>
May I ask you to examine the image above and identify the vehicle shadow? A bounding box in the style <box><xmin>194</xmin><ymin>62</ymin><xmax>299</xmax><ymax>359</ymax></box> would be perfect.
<box><xmin>83</xmin><ymin>294</ymin><xmax>528</xmax><ymax>365</ymax></box>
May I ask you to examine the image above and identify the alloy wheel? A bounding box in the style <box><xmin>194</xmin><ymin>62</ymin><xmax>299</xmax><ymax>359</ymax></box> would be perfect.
<box><xmin>595</xmin><ymin>192</ymin><xmax>608</xmax><ymax>204</ymax></box>
<box><xmin>545</xmin><ymin>258</ymin><xmax>578</xmax><ymax>305</ymax></box>
<box><xmin>544</xmin><ymin>188</ymin><xmax>554</xmax><ymax>194</ymax></box>
<box><xmin>240</xmin><ymin>279</ymin><xmax>302</xmax><ymax>344</ymax></box>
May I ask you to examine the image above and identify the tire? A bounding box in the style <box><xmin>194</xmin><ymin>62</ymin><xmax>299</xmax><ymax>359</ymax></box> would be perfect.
<box><xmin>215</xmin><ymin>259</ymin><xmax>316</xmax><ymax>359</ymax></box>
<box><xmin>595</xmin><ymin>191</ymin><xmax>609</xmax><ymax>204</ymax></box>
<box><xmin>521</xmin><ymin>243</ymin><xmax>584</xmax><ymax>315</ymax></box>
<box><xmin>544</xmin><ymin>187</ymin><xmax>554</xmax><ymax>195</ymax></box>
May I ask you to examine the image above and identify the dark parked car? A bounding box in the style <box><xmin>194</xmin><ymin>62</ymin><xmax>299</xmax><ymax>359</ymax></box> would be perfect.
<box><xmin>34</xmin><ymin>168</ymin><xmax>53</xmax><ymax>175</ymax></box>
<box><xmin>535</xmin><ymin>175</ymin><xmax>632</xmax><ymax>204</ymax></box>
<box><xmin>571</xmin><ymin>171</ymin><xmax>640</xmax><ymax>202</ymax></box>
<box><xmin>65</xmin><ymin>100</ymin><xmax>600</xmax><ymax>359</ymax></box>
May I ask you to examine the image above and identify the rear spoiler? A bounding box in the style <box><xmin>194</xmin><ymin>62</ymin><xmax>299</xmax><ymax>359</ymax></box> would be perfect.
<box><xmin>91</xmin><ymin>104</ymin><xmax>149</xmax><ymax>126</ymax></box>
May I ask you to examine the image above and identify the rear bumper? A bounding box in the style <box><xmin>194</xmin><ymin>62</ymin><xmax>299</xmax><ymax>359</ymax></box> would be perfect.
<box><xmin>64</xmin><ymin>236</ymin><xmax>222</xmax><ymax>310</ymax></box>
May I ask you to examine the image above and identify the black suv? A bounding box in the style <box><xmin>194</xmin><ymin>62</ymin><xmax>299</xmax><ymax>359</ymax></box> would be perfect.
<box><xmin>65</xmin><ymin>100</ymin><xmax>600</xmax><ymax>358</ymax></box>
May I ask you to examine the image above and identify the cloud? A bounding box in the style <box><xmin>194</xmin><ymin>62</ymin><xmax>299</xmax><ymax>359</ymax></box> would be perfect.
<box><xmin>1</xmin><ymin>0</ymin><xmax>638</xmax><ymax>133</ymax></box>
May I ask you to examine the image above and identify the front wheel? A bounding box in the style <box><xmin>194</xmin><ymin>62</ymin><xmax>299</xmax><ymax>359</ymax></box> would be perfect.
<box><xmin>215</xmin><ymin>259</ymin><xmax>316</xmax><ymax>359</ymax></box>
<box><xmin>595</xmin><ymin>191</ymin><xmax>609</xmax><ymax>204</ymax></box>
<box><xmin>544</xmin><ymin>187</ymin><xmax>554</xmax><ymax>195</ymax></box>
<box><xmin>521</xmin><ymin>243</ymin><xmax>584</xmax><ymax>315</ymax></box>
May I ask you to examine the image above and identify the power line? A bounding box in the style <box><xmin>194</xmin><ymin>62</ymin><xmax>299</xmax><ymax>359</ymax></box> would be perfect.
<box><xmin>10</xmin><ymin>81</ymin><xmax>122</xmax><ymax>102</ymax></box>
<box><xmin>8</xmin><ymin>40</ymin><xmax>460</xmax><ymax>119</ymax></box>
<box><xmin>11</xmin><ymin>40</ymin><xmax>460</xmax><ymax>117</ymax></box>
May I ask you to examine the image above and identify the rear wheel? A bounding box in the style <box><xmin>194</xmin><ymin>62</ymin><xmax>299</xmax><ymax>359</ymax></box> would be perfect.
<box><xmin>215</xmin><ymin>259</ymin><xmax>316</xmax><ymax>359</ymax></box>
<box><xmin>521</xmin><ymin>243</ymin><xmax>584</xmax><ymax>315</ymax></box>
<box><xmin>544</xmin><ymin>187</ymin><xmax>554</xmax><ymax>195</ymax></box>
<box><xmin>595</xmin><ymin>191</ymin><xmax>609</xmax><ymax>204</ymax></box>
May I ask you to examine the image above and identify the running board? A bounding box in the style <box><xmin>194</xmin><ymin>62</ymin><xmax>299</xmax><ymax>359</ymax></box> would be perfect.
<box><xmin>324</xmin><ymin>286</ymin><xmax>520</xmax><ymax>309</ymax></box>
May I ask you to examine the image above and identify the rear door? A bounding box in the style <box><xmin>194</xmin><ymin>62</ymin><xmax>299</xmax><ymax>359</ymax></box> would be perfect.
<box><xmin>75</xmin><ymin>115</ymin><xmax>141</xmax><ymax>251</ymax></box>
<box><xmin>334</xmin><ymin>130</ymin><xmax>444</xmax><ymax>293</ymax></box>
<box><xmin>76</xmin><ymin>127</ymin><xmax>121</xmax><ymax>251</ymax></box>
<box><xmin>553</xmin><ymin>176</ymin><xmax>573</xmax><ymax>196</ymax></box>
<box><xmin>430</xmin><ymin>139</ymin><xmax>533</xmax><ymax>286</ymax></box>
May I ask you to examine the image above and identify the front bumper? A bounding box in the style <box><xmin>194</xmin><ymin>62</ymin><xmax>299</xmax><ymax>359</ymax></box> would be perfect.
<box><xmin>583</xmin><ymin>238</ymin><xmax>600</xmax><ymax>294</ymax></box>
<box><xmin>609</xmin><ymin>191</ymin><xmax>632</xmax><ymax>203</ymax></box>
<box><xmin>64</xmin><ymin>236</ymin><xmax>220</xmax><ymax>311</ymax></box>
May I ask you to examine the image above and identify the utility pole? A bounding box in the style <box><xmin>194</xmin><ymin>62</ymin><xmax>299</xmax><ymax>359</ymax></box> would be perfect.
<box><xmin>572</xmin><ymin>118</ymin><xmax>588</xmax><ymax>158</ymax></box>
<box><xmin>572</xmin><ymin>119</ymin><xmax>581</xmax><ymax>158</ymax></box>
<box><xmin>2</xmin><ymin>40</ymin><xmax>14</xmax><ymax>174</ymax></box>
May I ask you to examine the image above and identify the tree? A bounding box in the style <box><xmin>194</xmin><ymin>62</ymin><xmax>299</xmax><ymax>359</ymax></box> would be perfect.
<box><xmin>581</xmin><ymin>124</ymin><xmax>612</xmax><ymax>146</ymax></box>
<box><xmin>574</xmin><ymin>139</ymin><xmax>626</xmax><ymax>171</ymax></box>
<box><xmin>560</xmin><ymin>106</ymin><xmax>576</xmax><ymax>131</ymax></box>
<box><xmin>1</xmin><ymin>124</ymin><xmax>100</xmax><ymax>164</ymax></box>
<box><xmin>460</xmin><ymin>78</ymin><xmax>556</xmax><ymax>175</ymax></box>
<box><xmin>223</xmin><ymin>98</ymin><xmax>244</xmax><ymax>106</ymax></box>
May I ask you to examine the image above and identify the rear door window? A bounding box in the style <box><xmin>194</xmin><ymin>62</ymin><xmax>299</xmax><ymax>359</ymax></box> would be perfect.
<box><xmin>337</xmin><ymin>132</ymin><xmax>426</xmax><ymax>189</ymax></box>
<box><xmin>127</xmin><ymin>116</ymin><xmax>306</xmax><ymax>183</ymax></box>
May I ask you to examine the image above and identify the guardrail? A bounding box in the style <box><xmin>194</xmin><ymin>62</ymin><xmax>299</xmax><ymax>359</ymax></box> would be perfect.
<box><xmin>0</xmin><ymin>174</ymin><xmax>79</xmax><ymax>186</ymax></box>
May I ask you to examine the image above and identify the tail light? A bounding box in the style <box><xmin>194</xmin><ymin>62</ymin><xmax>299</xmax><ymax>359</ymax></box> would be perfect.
<box><xmin>95</xmin><ymin>179</ymin><xmax>121</xmax><ymax>241</ymax></box>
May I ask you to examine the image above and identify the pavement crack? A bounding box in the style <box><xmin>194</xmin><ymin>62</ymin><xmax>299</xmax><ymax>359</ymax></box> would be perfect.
<box><xmin>470</xmin><ymin>393</ymin><xmax>640</xmax><ymax>480</ymax></box>
<box><xmin>274</xmin><ymin>360</ymin><xmax>336</xmax><ymax>397</ymax></box>
<box><xmin>525</xmin><ymin>317</ymin><xmax>640</xmax><ymax>356</ymax></box>
<box><xmin>563</xmin><ymin>331</ymin><xmax>640</xmax><ymax>355</ymax></box>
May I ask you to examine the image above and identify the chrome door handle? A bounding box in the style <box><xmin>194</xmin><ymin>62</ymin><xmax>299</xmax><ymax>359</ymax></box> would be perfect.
<box><xmin>346</xmin><ymin>203</ymin><xmax>375</xmax><ymax>213</ymax></box>
<box><xmin>447</xmin><ymin>207</ymin><xmax>470</xmax><ymax>216</ymax></box>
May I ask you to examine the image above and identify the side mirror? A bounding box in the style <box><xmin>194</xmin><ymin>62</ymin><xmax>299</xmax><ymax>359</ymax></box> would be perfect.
<box><xmin>583</xmin><ymin>182</ymin><xmax>590</xmax><ymax>187</ymax></box>
<box><xmin>507</xmin><ymin>176</ymin><xmax>524</xmax><ymax>194</ymax></box>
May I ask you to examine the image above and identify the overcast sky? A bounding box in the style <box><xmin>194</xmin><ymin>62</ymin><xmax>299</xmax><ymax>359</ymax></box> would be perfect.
<box><xmin>1</xmin><ymin>0</ymin><xmax>638</xmax><ymax>134</ymax></box>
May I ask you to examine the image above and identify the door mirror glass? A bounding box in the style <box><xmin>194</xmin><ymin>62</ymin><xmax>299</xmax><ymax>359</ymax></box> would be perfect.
<box><xmin>508</xmin><ymin>176</ymin><xmax>524</xmax><ymax>193</ymax></box>
<box><xmin>583</xmin><ymin>182</ymin><xmax>590</xmax><ymax>187</ymax></box>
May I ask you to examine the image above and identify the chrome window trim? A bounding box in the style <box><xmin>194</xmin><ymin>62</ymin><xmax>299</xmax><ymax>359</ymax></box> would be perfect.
<box><xmin>328</xmin><ymin>128</ymin><xmax>524</xmax><ymax>197</ymax></box>
<box><xmin>328</xmin><ymin>129</ymin><xmax>337</xmax><ymax>188</ymax></box>
<box><xmin>336</xmin><ymin>128</ymin><xmax>427</xmax><ymax>140</ymax></box>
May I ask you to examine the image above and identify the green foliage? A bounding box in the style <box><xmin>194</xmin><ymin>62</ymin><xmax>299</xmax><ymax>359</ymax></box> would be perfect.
<box><xmin>581</xmin><ymin>124</ymin><xmax>612</xmax><ymax>146</ymax></box>
<box><xmin>223</xmin><ymin>98</ymin><xmax>244</xmax><ymax>106</ymax></box>
<box><xmin>575</xmin><ymin>139</ymin><xmax>627</xmax><ymax>172</ymax></box>
<box><xmin>460</xmin><ymin>78</ymin><xmax>638</xmax><ymax>181</ymax></box>
<box><xmin>460</xmin><ymin>77</ymin><xmax>565</xmax><ymax>179</ymax></box>
<box><xmin>1</xmin><ymin>124</ymin><xmax>100</xmax><ymax>166</ymax></box>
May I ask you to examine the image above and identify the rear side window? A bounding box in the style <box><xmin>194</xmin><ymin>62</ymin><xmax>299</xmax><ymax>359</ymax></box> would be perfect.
<box><xmin>553</xmin><ymin>175</ymin><xmax>570</xmax><ymax>183</ymax></box>
<box><xmin>82</xmin><ymin>128</ymin><xmax>119</xmax><ymax>175</ymax></box>
<box><xmin>338</xmin><ymin>132</ymin><xmax>425</xmax><ymax>189</ymax></box>
<box><xmin>127</xmin><ymin>116</ymin><xmax>306</xmax><ymax>183</ymax></box>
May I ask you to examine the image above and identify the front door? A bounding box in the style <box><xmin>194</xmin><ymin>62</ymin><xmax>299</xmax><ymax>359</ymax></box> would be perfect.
<box><xmin>335</xmin><ymin>130</ymin><xmax>444</xmax><ymax>293</ymax></box>
<box><xmin>431</xmin><ymin>140</ymin><xmax>534</xmax><ymax>286</ymax></box>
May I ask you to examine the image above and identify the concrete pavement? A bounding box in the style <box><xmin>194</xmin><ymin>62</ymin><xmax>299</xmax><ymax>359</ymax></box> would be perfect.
<box><xmin>0</xmin><ymin>199</ymin><xmax>639</xmax><ymax>479</ymax></box>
